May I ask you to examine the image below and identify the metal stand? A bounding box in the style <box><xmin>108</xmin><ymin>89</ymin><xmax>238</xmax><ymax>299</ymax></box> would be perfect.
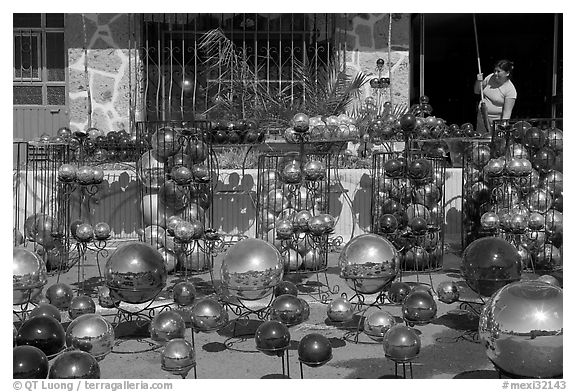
<box><xmin>222</xmin><ymin>295</ymin><xmax>275</xmax><ymax>353</ymax></box>
<box><xmin>393</xmin><ymin>360</ymin><xmax>415</xmax><ymax>379</ymax></box>
<box><xmin>109</xmin><ymin>293</ymin><xmax>175</xmax><ymax>355</ymax></box>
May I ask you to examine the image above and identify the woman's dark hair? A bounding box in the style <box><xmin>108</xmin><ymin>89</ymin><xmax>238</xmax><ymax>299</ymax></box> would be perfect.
<box><xmin>496</xmin><ymin>59</ymin><xmax>515</xmax><ymax>74</ymax></box>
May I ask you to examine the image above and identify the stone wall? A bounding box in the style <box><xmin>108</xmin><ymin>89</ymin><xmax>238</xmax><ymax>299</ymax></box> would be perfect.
<box><xmin>66</xmin><ymin>14</ymin><xmax>143</xmax><ymax>134</ymax></box>
<box><xmin>338</xmin><ymin>13</ymin><xmax>411</xmax><ymax>109</ymax></box>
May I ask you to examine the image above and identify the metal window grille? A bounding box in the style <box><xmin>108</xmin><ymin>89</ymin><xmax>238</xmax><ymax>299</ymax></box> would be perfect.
<box><xmin>138</xmin><ymin>14</ymin><xmax>341</xmax><ymax>123</ymax></box>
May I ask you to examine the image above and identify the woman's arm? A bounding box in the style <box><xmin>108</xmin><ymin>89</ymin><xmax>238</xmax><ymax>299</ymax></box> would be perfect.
<box><xmin>501</xmin><ymin>98</ymin><xmax>516</xmax><ymax>119</ymax></box>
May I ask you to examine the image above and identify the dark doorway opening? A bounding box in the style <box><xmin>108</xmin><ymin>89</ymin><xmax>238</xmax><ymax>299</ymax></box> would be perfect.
<box><xmin>411</xmin><ymin>13</ymin><xmax>562</xmax><ymax>126</ymax></box>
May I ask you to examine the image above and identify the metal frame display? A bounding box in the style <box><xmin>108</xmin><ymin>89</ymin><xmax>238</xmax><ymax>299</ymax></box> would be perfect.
<box><xmin>255</xmin><ymin>151</ymin><xmax>338</xmax><ymax>302</ymax></box>
<box><xmin>135</xmin><ymin>120</ymin><xmax>221</xmax><ymax>291</ymax></box>
<box><xmin>462</xmin><ymin>118</ymin><xmax>563</xmax><ymax>273</ymax></box>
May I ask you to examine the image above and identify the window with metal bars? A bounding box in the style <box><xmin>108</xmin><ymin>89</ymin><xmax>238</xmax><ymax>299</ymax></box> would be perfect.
<box><xmin>140</xmin><ymin>14</ymin><xmax>338</xmax><ymax>123</ymax></box>
<box><xmin>13</xmin><ymin>13</ymin><xmax>66</xmax><ymax>106</ymax></box>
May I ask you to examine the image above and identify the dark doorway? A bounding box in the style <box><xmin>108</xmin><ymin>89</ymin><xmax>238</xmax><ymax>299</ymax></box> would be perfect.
<box><xmin>411</xmin><ymin>13</ymin><xmax>562</xmax><ymax>126</ymax></box>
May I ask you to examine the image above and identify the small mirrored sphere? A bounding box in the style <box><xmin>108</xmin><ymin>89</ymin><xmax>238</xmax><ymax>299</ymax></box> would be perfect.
<box><xmin>387</xmin><ymin>281</ymin><xmax>412</xmax><ymax>304</ymax></box>
<box><xmin>68</xmin><ymin>296</ymin><xmax>96</xmax><ymax>319</ymax></box>
<box><xmin>479</xmin><ymin>280</ymin><xmax>562</xmax><ymax>378</ymax></box>
<box><xmin>326</xmin><ymin>298</ymin><xmax>354</xmax><ymax>323</ymax></box>
<box><xmin>383</xmin><ymin>325</ymin><xmax>421</xmax><ymax>362</ymax></box>
<box><xmin>298</xmin><ymin>333</ymin><xmax>333</xmax><ymax>367</ymax></box>
<box><xmin>173</xmin><ymin>281</ymin><xmax>197</xmax><ymax>306</ymax></box>
<box><xmin>436</xmin><ymin>281</ymin><xmax>460</xmax><ymax>304</ymax></box>
<box><xmin>161</xmin><ymin>338</ymin><xmax>196</xmax><ymax>378</ymax></box>
<box><xmin>48</xmin><ymin>350</ymin><xmax>100</xmax><ymax>379</ymax></box>
<box><xmin>537</xmin><ymin>274</ymin><xmax>561</xmax><ymax>287</ymax></box>
<box><xmin>45</xmin><ymin>283</ymin><xmax>74</xmax><ymax>311</ymax></box>
<box><xmin>65</xmin><ymin>314</ymin><xmax>115</xmax><ymax>360</ymax></box>
<box><xmin>402</xmin><ymin>291</ymin><xmax>437</xmax><ymax>326</ymax></box>
<box><xmin>29</xmin><ymin>303</ymin><xmax>62</xmax><ymax>322</ymax></box>
<box><xmin>254</xmin><ymin>320</ymin><xmax>291</xmax><ymax>356</ymax></box>
<box><xmin>150</xmin><ymin>311</ymin><xmax>187</xmax><ymax>344</ymax></box>
<box><xmin>363</xmin><ymin>310</ymin><xmax>396</xmax><ymax>342</ymax></box>
<box><xmin>274</xmin><ymin>281</ymin><xmax>299</xmax><ymax>297</ymax></box>
<box><xmin>270</xmin><ymin>294</ymin><xmax>307</xmax><ymax>326</ymax></box>
<box><xmin>190</xmin><ymin>298</ymin><xmax>229</xmax><ymax>332</ymax></box>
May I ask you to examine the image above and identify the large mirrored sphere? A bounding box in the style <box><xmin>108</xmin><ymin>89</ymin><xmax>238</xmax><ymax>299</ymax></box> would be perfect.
<box><xmin>13</xmin><ymin>247</ymin><xmax>47</xmax><ymax>305</ymax></box>
<box><xmin>104</xmin><ymin>242</ymin><xmax>167</xmax><ymax>304</ymax></box>
<box><xmin>461</xmin><ymin>237</ymin><xmax>521</xmax><ymax>297</ymax></box>
<box><xmin>221</xmin><ymin>238</ymin><xmax>284</xmax><ymax>301</ymax></box>
<box><xmin>339</xmin><ymin>234</ymin><xmax>399</xmax><ymax>294</ymax></box>
<box><xmin>479</xmin><ymin>280</ymin><xmax>562</xmax><ymax>378</ymax></box>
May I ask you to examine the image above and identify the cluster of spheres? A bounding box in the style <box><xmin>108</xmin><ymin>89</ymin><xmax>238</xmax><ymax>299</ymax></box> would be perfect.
<box><xmin>371</xmin><ymin>115</ymin><xmax>446</xmax><ymax>271</ymax></box>
<box><xmin>13</xmin><ymin>247</ymin><xmax>116</xmax><ymax>379</ymax></box>
<box><xmin>357</xmin><ymin>96</ymin><xmax>481</xmax><ymax>147</ymax></box>
<box><xmin>38</xmin><ymin>127</ymin><xmax>142</xmax><ymax>163</ymax></box>
<box><xmin>258</xmin><ymin>151</ymin><xmax>335</xmax><ymax>273</ymax></box>
<box><xmin>69</xmin><ymin>220</ymin><xmax>111</xmax><ymax>243</ymax></box>
<box><xmin>463</xmin><ymin>120</ymin><xmax>563</xmax><ymax>271</ymax></box>
<box><xmin>208</xmin><ymin>118</ymin><xmax>265</xmax><ymax>145</ymax></box>
<box><xmin>57</xmin><ymin>163</ymin><xmax>106</xmax><ymax>185</ymax></box>
<box><xmin>137</xmin><ymin>125</ymin><xmax>217</xmax><ymax>275</ymax></box>
<box><xmin>284</xmin><ymin>112</ymin><xmax>359</xmax><ymax>142</ymax></box>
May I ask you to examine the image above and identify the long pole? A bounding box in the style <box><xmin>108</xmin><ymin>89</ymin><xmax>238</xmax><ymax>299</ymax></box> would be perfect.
<box><xmin>472</xmin><ymin>14</ymin><xmax>491</xmax><ymax>132</ymax></box>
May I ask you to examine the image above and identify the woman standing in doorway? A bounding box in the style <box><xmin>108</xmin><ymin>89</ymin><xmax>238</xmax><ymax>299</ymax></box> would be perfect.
<box><xmin>474</xmin><ymin>59</ymin><xmax>517</xmax><ymax>135</ymax></box>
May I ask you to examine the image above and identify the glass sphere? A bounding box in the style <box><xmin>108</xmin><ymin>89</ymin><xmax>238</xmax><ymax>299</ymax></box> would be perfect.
<box><xmin>13</xmin><ymin>248</ymin><xmax>47</xmax><ymax>305</ymax></box>
<box><xmin>461</xmin><ymin>237</ymin><xmax>521</xmax><ymax>297</ymax></box>
<box><xmin>326</xmin><ymin>298</ymin><xmax>354</xmax><ymax>323</ymax></box>
<box><xmin>479</xmin><ymin>280</ymin><xmax>562</xmax><ymax>378</ymax></box>
<box><xmin>161</xmin><ymin>338</ymin><xmax>196</xmax><ymax>378</ymax></box>
<box><xmin>16</xmin><ymin>315</ymin><xmax>66</xmax><ymax>357</ymax></box>
<box><xmin>150</xmin><ymin>310</ymin><xmax>186</xmax><ymax>344</ymax></box>
<box><xmin>65</xmin><ymin>314</ymin><xmax>114</xmax><ymax>360</ymax></box>
<box><xmin>339</xmin><ymin>234</ymin><xmax>399</xmax><ymax>294</ymax></box>
<box><xmin>383</xmin><ymin>325</ymin><xmax>421</xmax><ymax>362</ymax></box>
<box><xmin>104</xmin><ymin>242</ymin><xmax>167</xmax><ymax>304</ymax></box>
<box><xmin>221</xmin><ymin>239</ymin><xmax>284</xmax><ymax>301</ymax></box>
<box><xmin>363</xmin><ymin>310</ymin><xmax>396</xmax><ymax>342</ymax></box>
<box><xmin>254</xmin><ymin>320</ymin><xmax>291</xmax><ymax>356</ymax></box>
<box><xmin>298</xmin><ymin>333</ymin><xmax>332</xmax><ymax>367</ymax></box>
<box><xmin>48</xmin><ymin>350</ymin><xmax>100</xmax><ymax>379</ymax></box>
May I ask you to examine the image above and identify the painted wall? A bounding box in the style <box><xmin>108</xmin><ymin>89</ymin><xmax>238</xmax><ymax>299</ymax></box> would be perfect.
<box><xmin>65</xmin><ymin>14</ymin><xmax>143</xmax><ymax>134</ymax></box>
<box><xmin>339</xmin><ymin>13</ymin><xmax>411</xmax><ymax>110</ymax></box>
